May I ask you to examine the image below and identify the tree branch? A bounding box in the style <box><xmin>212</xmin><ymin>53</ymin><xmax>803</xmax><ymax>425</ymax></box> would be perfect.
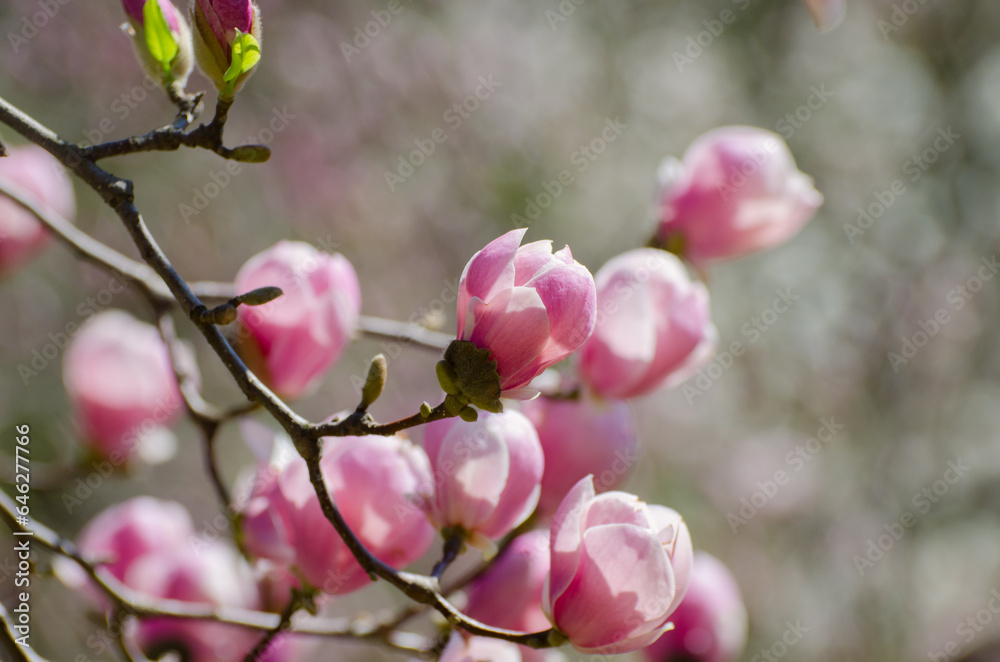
<box><xmin>80</xmin><ymin>95</ymin><xmax>267</xmax><ymax>163</ymax></box>
<box><xmin>0</xmin><ymin>491</ymin><xmax>428</xmax><ymax>654</ymax></box>
<box><xmin>359</xmin><ymin>315</ymin><xmax>451</xmax><ymax>351</ymax></box>
<box><xmin>0</xmin><ymin>602</ymin><xmax>50</xmax><ymax>662</ymax></box>
<box><xmin>0</xmin><ymin>93</ymin><xmax>562</xmax><ymax>652</ymax></box>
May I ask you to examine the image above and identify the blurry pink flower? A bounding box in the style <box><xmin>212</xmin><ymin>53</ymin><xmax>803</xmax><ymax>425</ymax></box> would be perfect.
<box><xmin>656</xmin><ymin>126</ymin><xmax>822</xmax><ymax>265</ymax></box>
<box><xmin>68</xmin><ymin>497</ymin><xmax>293</xmax><ymax>662</ymax></box>
<box><xmin>128</xmin><ymin>544</ymin><xmax>287</xmax><ymax>662</ymax></box>
<box><xmin>642</xmin><ymin>552</ymin><xmax>748</xmax><ymax>662</ymax></box>
<box><xmin>463</xmin><ymin>529</ymin><xmax>551</xmax><ymax>633</ymax></box>
<box><xmin>438</xmin><ymin>634</ymin><xmax>525</xmax><ymax>662</ymax></box>
<box><xmin>74</xmin><ymin>497</ymin><xmax>194</xmax><ymax>583</ymax></box>
<box><xmin>63</xmin><ymin>310</ymin><xmax>192</xmax><ymax>461</ymax></box>
<box><xmin>546</xmin><ymin>476</ymin><xmax>693</xmax><ymax>655</ymax></box>
<box><xmin>0</xmin><ymin>144</ymin><xmax>75</xmax><ymax>276</ymax></box>
<box><xmin>436</xmin><ymin>633</ymin><xmax>567</xmax><ymax>662</ymax></box>
<box><xmin>457</xmin><ymin>229</ymin><xmax>596</xmax><ymax>399</ymax></box>
<box><xmin>803</xmin><ymin>0</ymin><xmax>846</xmax><ymax>31</ymax></box>
<box><xmin>421</xmin><ymin>410</ymin><xmax>544</xmax><ymax>547</ymax></box>
<box><xmin>521</xmin><ymin>394</ymin><xmax>638</xmax><ymax>516</ymax></box>
<box><xmin>235</xmin><ymin>241</ymin><xmax>361</xmax><ymax>400</ymax></box>
<box><xmin>241</xmin><ymin>434</ymin><xmax>435</xmax><ymax>594</ymax></box>
<box><xmin>578</xmin><ymin>249</ymin><xmax>715</xmax><ymax>400</ymax></box>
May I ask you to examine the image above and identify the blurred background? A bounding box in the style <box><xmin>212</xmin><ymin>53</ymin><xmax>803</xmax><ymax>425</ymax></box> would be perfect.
<box><xmin>2</xmin><ymin>0</ymin><xmax>1000</xmax><ymax>660</ymax></box>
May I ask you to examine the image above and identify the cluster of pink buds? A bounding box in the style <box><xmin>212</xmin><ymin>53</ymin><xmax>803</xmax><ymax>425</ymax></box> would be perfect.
<box><xmin>119</xmin><ymin>0</ymin><xmax>262</xmax><ymax>96</ymax></box>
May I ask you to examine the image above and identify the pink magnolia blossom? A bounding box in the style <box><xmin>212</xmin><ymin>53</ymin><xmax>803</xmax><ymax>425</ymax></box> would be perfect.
<box><xmin>235</xmin><ymin>241</ymin><xmax>361</xmax><ymax>400</ymax></box>
<box><xmin>195</xmin><ymin>0</ymin><xmax>253</xmax><ymax>46</ymax></box>
<box><xmin>66</xmin><ymin>497</ymin><xmax>293</xmax><ymax>662</ymax></box>
<box><xmin>241</xmin><ymin>434</ymin><xmax>435</xmax><ymax>594</ymax></box>
<box><xmin>421</xmin><ymin>410</ymin><xmax>544</xmax><ymax>547</ymax></box>
<box><xmin>457</xmin><ymin>229</ymin><xmax>596</xmax><ymax>399</ymax></box>
<box><xmin>73</xmin><ymin>497</ymin><xmax>194</xmax><ymax>583</ymax></box>
<box><xmin>656</xmin><ymin>126</ymin><xmax>823</xmax><ymax>265</ymax></box>
<box><xmin>63</xmin><ymin>310</ymin><xmax>193</xmax><ymax>461</ymax></box>
<box><xmin>437</xmin><ymin>633</ymin><xmax>566</xmax><ymax>662</ymax></box>
<box><xmin>122</xmin><ymin>0</ymin><xmax>183</xmax><ymax>31</ymax></box>
<box><xmin>121</xmin><ymin>0</ymin><xmax>194</xmax><ymax>86</ymax></box>
<box><xmin>128</xmin><ymin>544</ymin><xmax>287</xmax><ymax>662</ymax></box>
<box><xmin>578</xmin><ymin>249</ymin><xmax>715</xmax><ymax>400</ymax></box>
<box><xmin>521</xmin><ymin>395</ymin><xmax>638</xmax><ymax>515</ymax></box>
<box><xmin>803</xmin><ymin>0</ymin><xmax>846</xmax><ymax>31</ymax></box>
<box><xmin>0</xmin><ymin>144</ymin><xmax>76</xmax><ymax>276</ymax></box>
<box><xmin>546</xmin><ymin>476</ymin><xmax>693</xmax><ymax>655</ymax></box>
<box><xmin>190</xmin><ymin>0</ymin><xmax>262</xmax><ymax>94</ymax></box>
<box><xmin>463</xmin><ymin>529</ymin><xmax>551</xmax><ymax>633</ymax></box>
<box><xmin>642</xmin><ymin>552</ymin><xmax>748</xmax><ymax>662</ymax></box>
<box><xmin>436</xmin><ymin>633</ymin><xmax>568</xmax><ymax>662</ymax></box>
<box><xmin>440</xmin><ymin>634</ymin><xmax>523</xmax><ymax>662</ymax></box>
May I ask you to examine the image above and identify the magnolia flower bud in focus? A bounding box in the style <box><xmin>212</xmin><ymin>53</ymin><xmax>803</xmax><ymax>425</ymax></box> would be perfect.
<box><xmin>121</xmin><ymin>0</ymin><xmax>194</xmax><ymax>87</ymax></box>
<box><xmin>190</xmin><ymin>0</ymin><xmax>262</xmax><ymax>97</ymax></box>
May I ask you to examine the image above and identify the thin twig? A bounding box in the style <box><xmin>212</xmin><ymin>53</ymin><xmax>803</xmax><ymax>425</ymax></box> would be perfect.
<box><xmin>0</xmin><ymin>602</ymin><xmax>51</xmax><ymax>662</ymax></box>
<box><xmin>431</xmin><ymin>531</ymin><xmax>466</xmax><ymax>581</ymax></box>
<box><xmin>0</xmin><ymin>491</ymin><xmax>428</xmax><ymax>653</ymax></box>
<box><xmin>81</xmin><ymin>95</ymin><xmax>256</xmax><ymax>162</ymax></box>
<box><xmin>0</xmin><ymin>94</ymin><xmax>563</xmax><ymax>652</ymax></box>
<box><xmin>359</xmin><ymin>315</ymin><xmax>451</xmax><ymax>351</ymax></box>
<box><xmin>243</xmin><ymin>593</ymin><xmax>300</xmax><ymax>662</ymax></box>
<box><xmin>0</xmin><ymin>177</ymin><xmax>170</xmax><ymax>304</ymax></box>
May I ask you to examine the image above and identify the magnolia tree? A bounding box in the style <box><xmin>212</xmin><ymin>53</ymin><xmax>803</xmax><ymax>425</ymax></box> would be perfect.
<box><xmin>0</xmin><ymin>0</ymin><xmax>840</xmax><ymax>660</ymax></box>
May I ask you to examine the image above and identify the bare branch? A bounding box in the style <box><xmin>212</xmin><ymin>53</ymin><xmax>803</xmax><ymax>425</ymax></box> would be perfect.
<box><xmin>0</xmin><ymin>93</ymin><xmax>562</xmax><ymax>652</ymax></box>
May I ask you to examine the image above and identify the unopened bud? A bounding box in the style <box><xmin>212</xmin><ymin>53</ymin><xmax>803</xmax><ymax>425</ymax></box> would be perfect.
<box><xmin>122</xmin><ymin>0</ymin><xmax>194</xmax><ymax>87</ymax></box>
<box><xmin>358</xmin><ymin>354</ymin><xmax>387</xmax><ymax>411</ymax></box>
<box><xmin>190</xmin><ymin>0</ymin><xmax>262</xmax><ymax>97</ymax></box>
<box><xmin>228</xmin><ymin>144</ymin><xmax>271</xmax><ymax>163</ymax></box>
<box><xmin>235</xmin><ymin>286</ymin><xmax>282</xmax><ymax>306</ymax></box>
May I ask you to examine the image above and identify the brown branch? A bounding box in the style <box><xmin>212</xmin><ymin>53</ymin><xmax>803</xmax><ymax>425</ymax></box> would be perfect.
<box><xmin>0</xmin><ymin>177</ymin><xmax>170</xmax><ymax>304</ymax></box>
<box><xmin>0</xmin><ymin>490</ymin><xmax>428</xmax><ymax>654</ymax></box>
<box><xmin>0</xmin><ymin>602</ymin><xmax>50</xmax><ymax>662</ymax></box>
<box><xmin>359</xmin><ymin>315</ymin><xmax>451</xmax><ymax>351</ymax></box>
<box><xmin>243</xmin><ymin>592</ymin><xmax>301</xmax><ymax>662</ymax></box>
<box><xmin>0</xmin><ymin>94</ymin><xmax>563</xmax><ymax>652</ymax></box>
<box><xmin>80</xmin><ymin>95</ymin><xmax>267</xmax><ymax>163</ymax></box>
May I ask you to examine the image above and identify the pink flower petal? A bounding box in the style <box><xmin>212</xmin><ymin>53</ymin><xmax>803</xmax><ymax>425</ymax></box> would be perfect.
<box><xmin>457</xmin><ymin>229</ymin><xmax>525</xmax><ymax>336</ymax></box>
<box><xmin>553</xmin><ymin>523</ymin><xmax>675</xmax><ymax>652</ymax></box>
<box><xmin>548</xmin><ymin>476</ymin><xmax>596</xmax><ymax>605</ymax></box>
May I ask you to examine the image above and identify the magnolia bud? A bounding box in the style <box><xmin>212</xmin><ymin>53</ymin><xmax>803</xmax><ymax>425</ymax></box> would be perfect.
<box><xmin>121</xmin><ymin>0</ymin><xmax>194</xmax><ymax>87</ymax></box>
<box><xmin>190</xmin><ymin>0</ymin><xmax>263</xmax><ymax>98</ymax></box>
